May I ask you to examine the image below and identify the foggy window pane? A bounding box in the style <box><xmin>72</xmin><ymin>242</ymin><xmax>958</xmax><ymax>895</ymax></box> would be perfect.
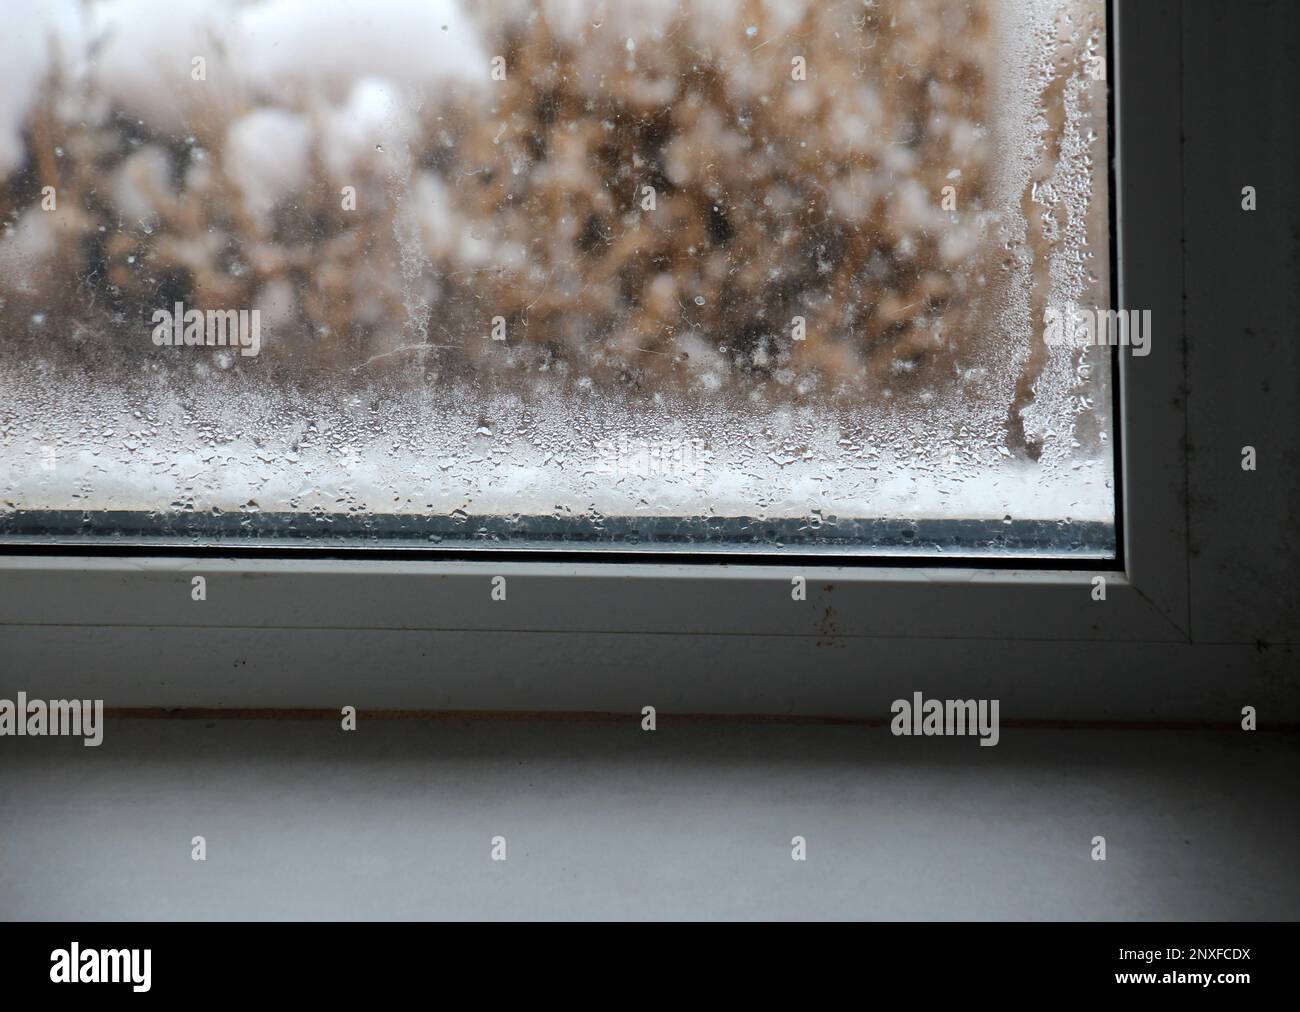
<box><xmin>0</xmin><ymin>0</ymin><xmax>1113</xmax><ymax>556</ymax></box>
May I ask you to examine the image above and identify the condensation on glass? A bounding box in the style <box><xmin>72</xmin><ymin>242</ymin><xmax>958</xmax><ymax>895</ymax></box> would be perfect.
<box><xmin>0</xmin><ymin>0</ymin><xmax>1114</xmax><ymax>556</ymax></box>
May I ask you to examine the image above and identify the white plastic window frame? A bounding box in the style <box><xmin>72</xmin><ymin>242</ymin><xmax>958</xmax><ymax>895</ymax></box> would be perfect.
<box><xmin>0</xmin><ymin>1</ymin><xmax>1191</xmax><ymax>711</ymax></box>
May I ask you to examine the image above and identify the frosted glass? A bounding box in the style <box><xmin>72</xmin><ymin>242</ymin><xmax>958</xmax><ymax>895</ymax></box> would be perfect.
<box><xmin>0</xmin><ymin>0</ymin><xmax>1113</xmax><ymax>556</ymax></box>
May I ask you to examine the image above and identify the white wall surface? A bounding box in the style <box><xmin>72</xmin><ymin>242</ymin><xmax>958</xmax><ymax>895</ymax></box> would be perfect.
<box><xmin>1</xmin><ymin>719</ymin><xmax>1295</xmax><ymax>920</ymax></box>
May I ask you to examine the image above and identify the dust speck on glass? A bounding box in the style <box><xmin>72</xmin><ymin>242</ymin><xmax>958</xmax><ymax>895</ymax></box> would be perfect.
<box><xmin>0</xmin><ymin>0</ymin><xmax>1113</xmax><ymax>557</ymax></box>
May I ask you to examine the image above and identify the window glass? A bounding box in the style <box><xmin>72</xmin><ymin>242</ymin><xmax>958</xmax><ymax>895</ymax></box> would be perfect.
<box><xmin>0</xmin><ymin>0</ymin><xmax>1113</xmax><ymax>556</ymax></box>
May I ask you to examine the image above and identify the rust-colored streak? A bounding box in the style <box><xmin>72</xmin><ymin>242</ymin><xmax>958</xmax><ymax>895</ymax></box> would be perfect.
<box><xmin>98</xmin><ymin>708</ymin><xmax>1295</xmax><ymax>732</ymax></box>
